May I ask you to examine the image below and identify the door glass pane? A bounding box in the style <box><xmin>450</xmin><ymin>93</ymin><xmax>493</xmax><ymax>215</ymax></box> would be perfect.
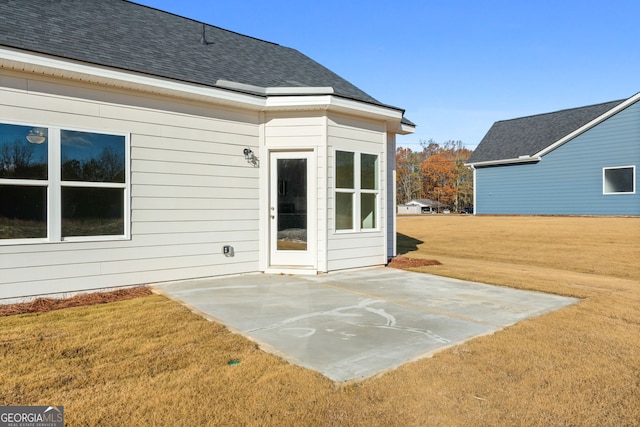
<box><xmin>277</xmin><ymin>158</ymin><xmax>307</xmax><ymax>251</ymax></box>
<box><xmin>336</xmin><ymin>151</ymin><xmax>354</xmax><ymax>189</ymax></box>
<box><xmin>0</xmin><ymin>123</ymin><xmax>48</xmax><ymax>180</ymax></box>
<box><xmin>62</xmin><ymin>187</ymin><xmax>124</xmax><ymax>237</ymax></box>
<box><xmin>361</xmin><ymin>154</ymin><xmax>378</xmax><ymax>190</ymax></box>
<box><xmin>361</xmin><ymin>193</ymin><xmax>377</xmax><ymax>229</ymax></box>
<box><xmin>336</xmin><ymin>192</ymin><xmax>354</xmax><ymax>230</ymax></box>
<box><xmin>0</xmin><ymin>185</ymin><xmax>47</xmax><ymax>239</ymax></box>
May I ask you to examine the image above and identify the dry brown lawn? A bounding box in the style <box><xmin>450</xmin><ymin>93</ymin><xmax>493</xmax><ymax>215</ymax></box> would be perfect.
<box><xmin>1</xmin><ymin>215</ymin><xmax>639</xmax><ymax>426</ymax></box>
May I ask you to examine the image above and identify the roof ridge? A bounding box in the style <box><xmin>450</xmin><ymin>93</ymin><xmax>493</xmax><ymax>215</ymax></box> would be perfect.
<box><xmin>127</xmin><ymin>0</ymin><xmax>280</xmax><ymax>46</ymax></box>
<box><xmin>494</xmin><ymin>98</ymin><xmax>626</xmax><ymax>124</ymax></box>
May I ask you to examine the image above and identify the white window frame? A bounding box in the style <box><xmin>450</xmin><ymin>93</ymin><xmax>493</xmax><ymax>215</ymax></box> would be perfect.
<box><xmin>602</xmin><ymin>165</ymin><xmax>635</xmax><ymax>195</ymax></box>
<box><xmin>334</xmin><ymin>149</ymin><xmax>380</xmax><ymax>233</ymax></box>
<box><xmin>0</xmin><ymin>120</ymin><xmax>130</xmax><ymax>245</ymax></box>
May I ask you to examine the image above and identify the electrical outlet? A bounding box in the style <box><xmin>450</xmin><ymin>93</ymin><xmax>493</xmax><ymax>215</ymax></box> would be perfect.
<box><xmin>222</xmin><ymin>245</ymin><xmax>234</xmax><ymax>257</ymax></box>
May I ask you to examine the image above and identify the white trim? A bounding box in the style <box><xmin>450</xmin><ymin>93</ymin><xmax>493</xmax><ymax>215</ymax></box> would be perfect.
<box><xmin>0</xmin><ymin>47</ymin><xmax>410</xmax><ymax>133</ymax></box>
<box><xmin>0</xmin><ymin>47</ymin><xmax>264</xmax><ymax>109</ymax></box>
<box><xmin>268</xmin><ymin>149</ymin><xmax>317</xmax><ymax>269</ymax></box>
<box><xmin>216</xmin><ymin>79</ymin><xmax>335</xmax><ymax>96</ymax></box>
<box><xmin>535</xmin><ymin>93</ymin><xmax>640</xmax><ymax>158</ymax></box>
<box><xmin>602</xmin><ymin>165</ymin><xmax>636</xmax><ymax>195</ymax></box>
<box><xmin>398</xmin><ymin>122</ymin><xmax>416</xmax><ymax>135</ymax></box>
<box><xmin>466</xmin><ymin>156</ymin><xmax>541</xmax><ymax>167</ymax></box>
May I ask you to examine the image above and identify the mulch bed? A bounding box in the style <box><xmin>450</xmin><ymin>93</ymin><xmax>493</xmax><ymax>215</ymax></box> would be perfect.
<box><xmin>0</xmin><ymin>287</ymin><xmax>153</xmax><ymax>317</ymax></box>
<box><xmin>387</xmin><ymin>256</ymin><xmax>442</xmax><ymax>269</ymax></box>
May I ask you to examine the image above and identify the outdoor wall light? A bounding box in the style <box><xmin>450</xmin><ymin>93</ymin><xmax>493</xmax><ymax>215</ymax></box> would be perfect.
<box><xmin>26</xmin><ymin>128</ymin><xmax>46</xmax><ymax>144</ymax></box>
<box><xmin>243</xmin><ymin>148</ymin><xmax>259</xmax><ymax>167</ymax></box>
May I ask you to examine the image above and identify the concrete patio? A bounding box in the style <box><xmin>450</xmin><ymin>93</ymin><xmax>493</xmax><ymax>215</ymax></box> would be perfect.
<box><xmin>153</xmin><ymin>268</ymin><xmax>577</xmax><ymax>382</ymax></box>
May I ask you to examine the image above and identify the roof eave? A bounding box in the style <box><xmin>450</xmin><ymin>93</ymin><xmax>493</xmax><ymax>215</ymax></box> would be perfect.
<box><xmin>534</xmin><ymin>92</ymin><xmax>640</xmax><ymax>158</ymax></box>
<box><xmin>0</xmin><ymin>47</ymin><xmax>410</xmax><ymax>133</ymax></box>
<box><xmin>466</xmin><ymin>156</ymin><xmax>541</xmax><ymax>167</ymax></box>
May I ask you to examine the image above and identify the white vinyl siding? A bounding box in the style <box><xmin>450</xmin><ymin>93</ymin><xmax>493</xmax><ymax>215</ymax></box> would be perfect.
<box><xmin>0</xmin><ymin>70</ymin><xmax>261</xmax><ymax>300</ymax></box>
<box><xmin>327</xmin><ymin>114</ymin><xmax>387</xmax><ymax>271</ymax></box>
<box><xmin>262</xmin><ymin>112</ymin><xmax>327</xmax><ymax>272</ymax></box>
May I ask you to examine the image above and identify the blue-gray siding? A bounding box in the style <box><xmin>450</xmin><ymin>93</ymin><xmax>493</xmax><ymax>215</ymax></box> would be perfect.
<box><xmin>475</xmin><ymin>101</ymin><xmax>640</xmax><ymax>215</ymax></box>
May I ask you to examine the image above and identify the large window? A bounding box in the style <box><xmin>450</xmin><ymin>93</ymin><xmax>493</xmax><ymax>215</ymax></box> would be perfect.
<box><xmin>603</xmin><ymin>166</ymin><xmax>635</xmax><ymax>195</ymax></box>
<box><xmin>335</xmin><ymin>150</ymin><xmax>379</xmax><ymax>231</ymax></box>
<box><xmin>0</xmin><ymin>122</ymin><xmax>128</xmax><ymax>242</ymax></box>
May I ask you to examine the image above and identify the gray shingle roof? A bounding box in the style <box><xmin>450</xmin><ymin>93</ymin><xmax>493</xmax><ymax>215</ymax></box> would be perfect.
<box><xmin>0</xmin><ymin>0</ymin><xmax>408</xmax><ymax>117</ymax></box>
<box><xmin>468</xmin><ymin>99</ymin><xmax>626</xmax><ymax>164</ymax></box>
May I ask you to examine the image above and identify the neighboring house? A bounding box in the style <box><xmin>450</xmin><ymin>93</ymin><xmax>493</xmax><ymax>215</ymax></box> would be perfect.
<box><xmin>467</xmin><ymin>93</ymin><xmax>640</xmax><ymax>216</ymax></box>
<box><xmin>0</xmin><ymin>1</ymin><xmax>414</xmax><ymax>300</ymax></box>
<box><xmin>397</xmin><ymin>204</ymin><xmax>421</xmax><ymax>215</ymax></box>
<box><xmin>400</xmin><ymin>199</ymin><xmax>446</xmax><ymax>214</ymax></box>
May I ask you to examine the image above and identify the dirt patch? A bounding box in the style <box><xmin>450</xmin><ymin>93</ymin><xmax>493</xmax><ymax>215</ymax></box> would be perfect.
<box><xmin>387</xmin><ymin>256</ymin><xmax>442</xmax><ymax>269</ymax></box>
<box><xmin>0</xmin><ymin>287</ymin><xmax>152</xmax><ymax>317</ymax></box>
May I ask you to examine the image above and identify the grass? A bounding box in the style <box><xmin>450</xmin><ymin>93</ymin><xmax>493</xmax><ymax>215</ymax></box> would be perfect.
<box><xmin>1</xmin><ymin>215</ymin><xmax>639</xmax><ymax>425</ymax></box>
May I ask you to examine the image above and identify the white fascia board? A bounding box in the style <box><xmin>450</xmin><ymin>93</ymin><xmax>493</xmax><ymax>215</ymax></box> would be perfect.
<box><xmin>465</xmin><ymin>156</ymin><xmax>541</xmax><ymax>167</ymax></box>
<box><xmin>0</xmin><ymin>47</ymin><xmax>407</xmax><ymax>128</ymax></box>
<box><xmin>398</xmin><ymin>122</ymin><xmax>416</xmax><ymax>135</ymax></box>
<box><xmin>534</xmin><ymin>91</ymin><xmax>640</xmax><ymax>158</ymax></box>
<box><xmin>0</xmin><ymin>47</ymin><xmax>265</xmax><ymax>109</ymax></box>
<box><xmin>265</xmin><ymin>86</ymin><xmax>335</xmax><ymax>96</ymax></box>
<box><xmin>264</xmin><ymin>94</ymin><xmax>404</xmax><ymax>120</ymax></box>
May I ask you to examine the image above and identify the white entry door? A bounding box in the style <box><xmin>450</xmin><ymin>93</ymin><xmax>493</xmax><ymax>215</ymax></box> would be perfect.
<box><xmin>269</xmin><ymin>151</ymin><xmax>315</xmax><ymax>268</ymax></box>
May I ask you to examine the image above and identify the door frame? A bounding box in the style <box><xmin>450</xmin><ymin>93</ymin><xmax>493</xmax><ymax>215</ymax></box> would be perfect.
<box><xmin>266</xmin><ymin>149</ymin><xmax>317</xmax><ymax>273</ymax></box>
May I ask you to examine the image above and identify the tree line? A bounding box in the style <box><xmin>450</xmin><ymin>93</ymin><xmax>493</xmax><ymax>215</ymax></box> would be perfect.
<box><xmin>396</xmin><ymin>140</ymin><xmax>473</xmax><ymax>211</ymax></box>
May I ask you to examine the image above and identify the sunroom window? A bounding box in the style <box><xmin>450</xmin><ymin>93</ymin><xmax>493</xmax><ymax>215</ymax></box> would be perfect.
<box><xmin>335</xmin><ymin>150</ymin><xmax>379</xmax><ymax>231</ymax></box>
<box><xmin>603</xmin><ymin>166</ymin><xmax>635</xmax><ymax>194</ymax></box>
<box><xmin>0</xmin><ymin>122</ymin><xmax>128</xmax><ymax>242</ymax></box>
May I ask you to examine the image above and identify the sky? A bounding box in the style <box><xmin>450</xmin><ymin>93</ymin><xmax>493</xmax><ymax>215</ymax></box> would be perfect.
<box><xmin>133</xmin><ymin>0</ymin><xmax>640</xmax><ymax>151</ymax></box>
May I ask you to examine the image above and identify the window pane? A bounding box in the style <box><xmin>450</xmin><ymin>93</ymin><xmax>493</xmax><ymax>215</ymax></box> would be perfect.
<box><xmin>604</xmin><ymin>167</ymin><xmax>634</xmax><ymax>193</ymax></box>
<box><xmin>62</xmin><ymin>187</ymin><xmax>124</xmax><ymax>236</ymax></box>
<box><xmin>0</xmin><ymin>185</ymin><xmax>47</xmax><ymax>239</ymax></box>
<box><xmin>336</xmin><ymin>151</ymin><xmax>354</xmax><ymax>189</ymax></box>
<box><xmin>361</xmin><ymin>193</ymin><xmax>377</xmax><ymax>229</ymax></box>
<box><xmin>0</xmin><ymin>123</ymin><xmax>48</xmax><ymax>179</ymax></box>
<box><xmin>361</xmin><ymin>154</ymin><xmax>378</xmax><ymax>190</ymax></box>
<box><xmin>335</xmin><ymin>192</ymin><xmax>353</xmax><ymax>230</ymax></box>
<box><xmin>61</xmin><ymin>130</ymin><xmax>125</xmax><ymax>183</ymax></box>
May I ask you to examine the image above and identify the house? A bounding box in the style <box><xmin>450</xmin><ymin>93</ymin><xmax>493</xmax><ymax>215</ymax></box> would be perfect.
<box><xmin>397</xmin><ymin>204</ymin><xmax>421</xmax><ymax>215</ymax></box>
<box><xmin>0</xmin><ymin>1</ymin><xmax>414</xmax><ymax>300</ymax></box>
<box><xmin>467</xmin><ymin>93</ymin><xmax>639</xmax><ymax>216</ymax></box>
<box><xmin>399</xmin><ymin>199</ymin><xmax>447</xmax><ymax>214</ymax></box>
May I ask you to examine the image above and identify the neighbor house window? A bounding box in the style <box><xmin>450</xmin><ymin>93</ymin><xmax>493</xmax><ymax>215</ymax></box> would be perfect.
<box><xmin>0</xmin><ymin>121</ymin><xmax>129</xmax><ymax>243</ymax></box>
<box><xmin>603</xmin><ymin>166</ymin><xmax>635</xmax><ymax>194</ymax></box>
<box><xmin>335</xmin><ymin>150</ymin><xmax>379</xmax><ymax>231</ymax></box>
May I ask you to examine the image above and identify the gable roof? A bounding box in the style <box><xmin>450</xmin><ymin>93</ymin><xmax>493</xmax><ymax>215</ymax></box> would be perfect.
<box><xmin>406</xmin><ymin>199</ymin><xmax>446</xmax><ymax>208</ymax></box>
<box><xmin>467</xmin><ymin>97</ymin><xmax>630</xmax><ymax>165</ymax></box>
<box><xmin>0</xmin><ymin>0</ymin><xmax>413</xmax><ymax>126</ymax></box>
